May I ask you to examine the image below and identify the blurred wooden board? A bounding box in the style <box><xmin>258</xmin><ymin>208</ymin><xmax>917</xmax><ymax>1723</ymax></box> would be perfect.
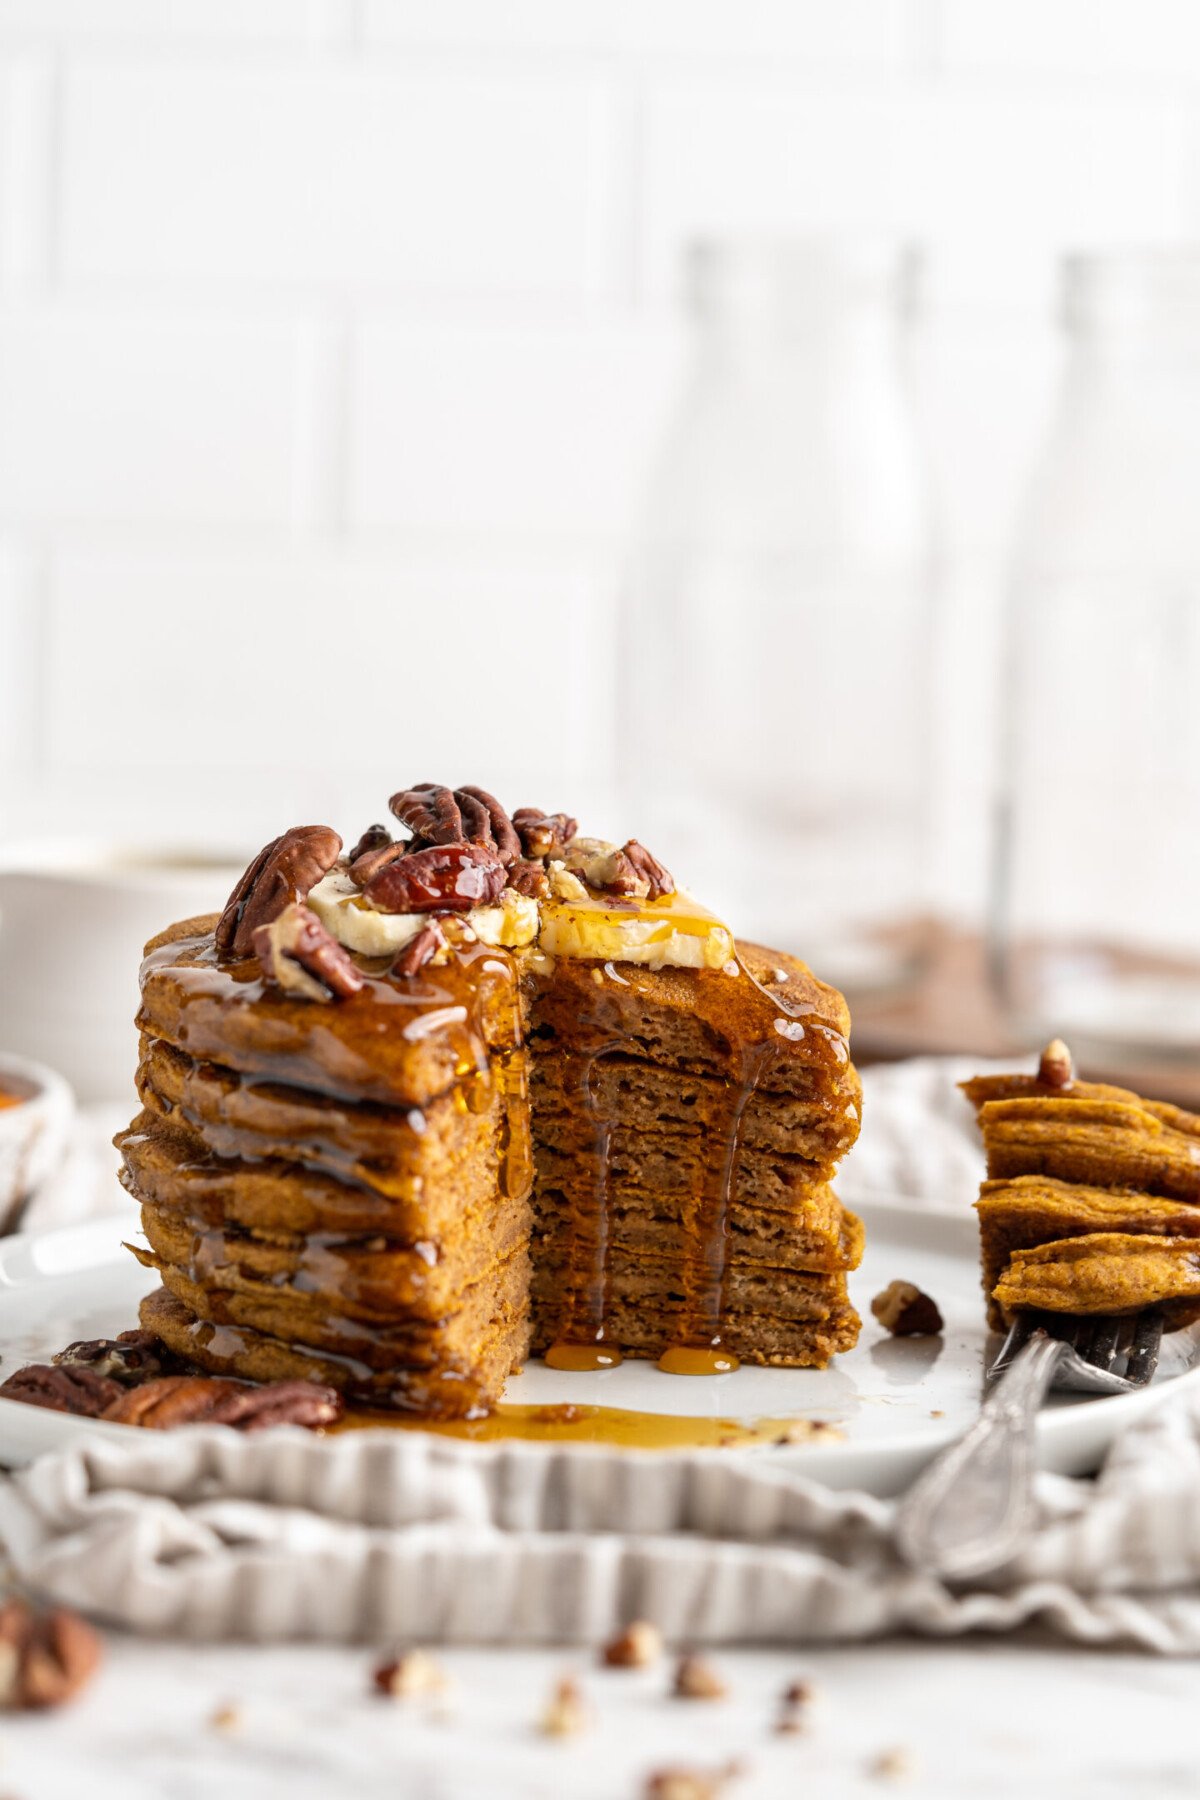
<box><xmin>850</xmin><ymin>922</ymin><xmax>1200</xmax><ymax>1111</ymax></box>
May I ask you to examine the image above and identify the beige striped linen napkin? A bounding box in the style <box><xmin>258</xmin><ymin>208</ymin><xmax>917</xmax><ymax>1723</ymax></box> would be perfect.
<box><xmin>3</xmin><ymin>1391</ymin><xmax>1200</xmax><ymax>1653</ymax></box>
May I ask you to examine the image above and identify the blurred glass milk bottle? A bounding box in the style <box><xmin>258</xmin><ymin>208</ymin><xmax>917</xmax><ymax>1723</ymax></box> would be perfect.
<box><xmin>621</xmin><ymin>237</ymin><xmax>934</xmax><ymax>992</ymax></box>
<box><xmin>994</xmin><ymin>251</ymin><xmax>1200</xmax><ymax>1069</ymax></box>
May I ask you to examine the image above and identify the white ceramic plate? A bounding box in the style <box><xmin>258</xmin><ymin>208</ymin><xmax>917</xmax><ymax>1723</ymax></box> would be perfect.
<box><xmin>2</xmin><ymin>1201</ymin><xmax>1198</xmax><ymax>1495</ymax></box>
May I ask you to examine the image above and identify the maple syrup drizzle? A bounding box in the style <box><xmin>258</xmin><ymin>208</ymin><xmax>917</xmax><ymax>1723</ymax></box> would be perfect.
<box><xmin>544</xmin><ymin>1035</ymin><xmax>626</xmax><ymax>1372</ymax></box>
<box><xmin>334</xmin><ymin>1400</ymin><xmax>836</xmax><ymax>1451</ymax></box>
<box><xmin>543</xmin><ymin>1343</ymin><xmax>623</xmax><ymax>1372</ymax></box>
<box><xmin>656</xmin><ymin>1345</ymin><xmax>741</xmax><ymax>1377</ymax></box>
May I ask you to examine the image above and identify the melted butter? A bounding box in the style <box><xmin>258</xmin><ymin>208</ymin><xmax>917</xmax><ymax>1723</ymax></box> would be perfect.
<box><xmin>334</xmin><ymin>1400</ymin><xmax>833</xmax><ymax>1450</ymax></box>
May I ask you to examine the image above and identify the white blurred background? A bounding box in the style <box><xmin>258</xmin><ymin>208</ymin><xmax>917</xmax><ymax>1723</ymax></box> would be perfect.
<box><xmin>3</xmin><ymin>0</ymin><xmax>1200</xmax><ymax>1092</ymax></box>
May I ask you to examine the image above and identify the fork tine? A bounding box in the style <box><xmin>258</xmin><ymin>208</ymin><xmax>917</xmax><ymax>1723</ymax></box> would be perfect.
<box><xmin>1079</xmin><ymin>1315</ymin><xmax>1123</xmax><ymax>1371</ymax></box>
<box><xmin>1124</xmin><ymin>1309</ymin><xmax>1164</xmax><ymax>1387</ymax></box>
<box><xmin>987</xmin><ymin>1310</ymin><xmax>1039</xmax><ymax>1381</ymax></box>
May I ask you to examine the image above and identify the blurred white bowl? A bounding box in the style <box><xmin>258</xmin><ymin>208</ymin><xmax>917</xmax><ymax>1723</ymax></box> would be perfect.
<box><xmin>0</xmin><ymin>840</ymin><xmax>247</xmax><ymax>1105</ymax></box>
<box><xmin>0</xmin><ymin>1053</ymin><xmax>74</xmax><ymax>1235</ymax></box>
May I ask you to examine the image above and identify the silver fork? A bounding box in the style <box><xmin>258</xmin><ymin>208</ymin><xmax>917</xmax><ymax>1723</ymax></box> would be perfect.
<box><xmin>894</xmin><ymin>1308</ymin><xmax>1164</xmax><ymax>1581</ymax></box>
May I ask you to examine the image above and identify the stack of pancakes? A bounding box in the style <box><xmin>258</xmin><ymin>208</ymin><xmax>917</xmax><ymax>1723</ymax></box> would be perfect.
<box><xmin>528</xmin><ymin>947</ymin><xmax>862</xmax><ymax>1368</ymax></box>
<box><xmin>123</xmin><ymin>921</ymin><xmax>534</xmax><ymax>1415</ymax></box>
<box><xmin>118</xmin><ymin>901</ymin><xmax>863</xmax><ymax>1414</ymax></box>
<box><xmin>964</xmin><ymin>1045</ymin><xmax>1200</xmax><ymax>1329</ymax></box>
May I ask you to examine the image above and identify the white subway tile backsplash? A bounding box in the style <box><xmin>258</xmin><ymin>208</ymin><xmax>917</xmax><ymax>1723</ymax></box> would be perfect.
<box><xmin>60</xmin><ymin>64</ymin><xmax>600</xmax><ymax>299</ymax></box>
<box><xmin>944</xmin><ymin>0</ymin><xmax>1200</xmax><ymax>83</ymax></box>
<box><xmin>348</xmin><ymin>319</ymin><xmax>683</xmax><ymax>538</ymax></box>
<box><xmin>642</xmin><ymin>81</ymin><xmax>1191</xmax><ymax>305</ymax></box>
<box><xmin>0</xmin><ymin>535</ymin><xmax>43</xmax><ymax>781</ymax></box>
<box><xmin>43</xmin><ymin>550</ymin><xmax>614</xmax><ymax>795</ymax></box>
<box><xmin>0</xmin><ymin>49</ymin><xmax>55</xmax><ymax>293</ymax></box>
<box><xmin>0</xmin><ymin>1</ymin><xmax>307</xmax><ymax>45</ymax></box>
<box><xmin>363</xmin><ymin>0</ymin><xmax>910</xmax><ymax>68</ymax></box>
<box><xmin>0</xmin><ymin>310</ymin><xmax>297</xmax><ymax>524</ymax></box>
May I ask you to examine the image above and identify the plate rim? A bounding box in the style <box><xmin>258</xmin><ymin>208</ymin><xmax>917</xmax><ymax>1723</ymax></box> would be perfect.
<box><xmin>2</xmin><ymin>1199</ymin><xmax>1197</xmax><ymax>1491</ymax></box>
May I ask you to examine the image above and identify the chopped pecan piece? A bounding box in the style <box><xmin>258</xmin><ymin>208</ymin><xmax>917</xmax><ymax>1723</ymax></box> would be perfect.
<box><xmin>512</xmin><ymin>807</ymin><xmax>578</xmax><ymax>860</ymax></box>
<box><xmin>870</xmin><ymin>1747</ymin><xmax>918</xmax><ymax>1783</ymax></box>
<box><xmin>871</xmin><ymin>1280</ymin><xmax>944</xmax><ymax>1337</ymax></box>
<box><xmin>1038</xmin><ymin>1037</ymin><xmax>1074</xmax><ymax>1089</ymax></box>
<box><xmin>364</xmin><ymin>842</ymin><xmax>506</xmax><ymax>914</ymax></box>
<box><xmin>394</xmin><ymin>919</ymin><xmax>446</xmax><ymax>978</ymax></box>
<box><xmin>538</xmin><ymin>1675</ymin><xmax>591</xmax><ymax>1738</ymax></box>
<box><xmin>644</xmin><ymin>1763</ymin><xmax>743</xmax><ymax>1800</ymax></box>
<box><xmin>373</xmin><ymin>1649</ymin><xmax>449</xmax><ymax>1698</ymax></box>
<box><xmin>622</xmin><ymin>839</ymin><xmax>675</xmax><ymax>900</ymax></box>
<box><xmin>507</xmin><ymin>858</ymin><xmax>551</xmax><ymax>900</ymax></box>
<box><xmin>216</xmin><ymin>825</ymin><xmax>342</xmax><ymax>957</ymax></box>
<box><xmin>775</xmin><ymin>1679</ymin><xmax>818</xmax><ymax>1734</ymax></box>
<box><xmin>562</xmin><ymin>836</ymin><xmax>646</xmax><ymax>896</ymax></box>
<box><xmin>347</xmin><ymin>823</ymin><xmax>393</xmax><ymax>864</ymax></box>
<box><xmin>102</xmin><ymin>1374</ymin><xmax>343</xmax><ymax>1431</ymax></box>
<box><xmin>253</xmin><ymin>902</ymin><xmax>364</xmax><ymax>1003</ymax></box>
<box><xmin>547</xmin><ymin>860</ymin><xmax>588</xmax><ymax>901</ymax></box>
<box><xmin>0</xmin><ymin>1362</ymin><xmax>123</xmax><ymax>1416</ymax></box>
<box><xmin>673</xmin><ymin>1654</ymin><xmax>728</xmax><ymax>1700</ymax></box>
<box><xmin>601</xmin><ymin>1620</ymin><xmax>662</xmax><ymax>1668</ymax></box>
<box><xmin>54</xmin><ymin>1330</ymin><xmax>175</xmax><ymax>1384</ymax></box>
<box><xmin>0</xmin><ymin>1599</ymin><xmax>102</xmax><ymax>1711</ymax></box>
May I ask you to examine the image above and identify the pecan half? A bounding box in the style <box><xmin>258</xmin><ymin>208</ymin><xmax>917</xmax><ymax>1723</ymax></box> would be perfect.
<box><xmin>0</xmin><ymin>1362</ymin><xmax>123</xmax><ymax>1416</ymax></box>
<box><xmin>622</xmin><ymin>839</ymin><xmax>674</xmax><ymax>900</ymax></box>
<box><xmin>54</xmin><ymin>1329</ymin><xmax>175</xmax><ymax>1384</ymax></box>
<box><xmin>102</xmin><ymin>1374</ymin><xmax>343</xmax><ymax>1431</ymax></box>
<box><xmin>216</xmin><ymin>825</ymin><xmax>342</xmax><ymax>957</ymax></box>
<box><xmin>390</xmin><ymin>783</ymin><xmax>521</xmax><ymax>865</ymax></box>
<box><xmin>349</xmin><ymin>839</ymin><xmax>409</xmax><ymax>886</ymax></box>
<box><xmin>252</xmin><ymin>902</ymin><xmax>364</xmax><ymax>1003</ymax></box>
<box><xmin>507</xmin><ymin>858</ymin><xmax>551</xmax><ymax>900</ymax></box>
<box><xmin>456</xmin><ymin>786</ymin><xmax>521</xmax><ymax>865</ymax></box>
<box><xmin>389</xmin><ymin>783</ymin><xmax>464</xmax><ymax>845</ymax></box>
<box><xmin>0</xmin><ymin>1599</ymin><xmax>102</xmax><ymax>1711</ymax></box>
<box><xmin>512</xmin><ymin>807</ymin><xmax>578</xmax><ymax>860</ymax></box>
<box><xmin>394</xmin><ymin>919</ymin><xmax>446</xmax><ymax>979</ymax></box>
<box><xmin>347</xmin><ymin>823</ymin><xmax>393</xmax><ymax>865</ymax></box>
<box><xmin>364</xmin><ymin>842</ymin><xmax>506</xmax><ymax>914</ymax></box>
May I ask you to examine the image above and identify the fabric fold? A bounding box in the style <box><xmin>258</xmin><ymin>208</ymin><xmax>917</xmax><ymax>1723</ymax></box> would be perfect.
<box><xmin>6</xmin><ymin>1392</ymin><xmax>1200</xmax><ymax>1652</ymax></box>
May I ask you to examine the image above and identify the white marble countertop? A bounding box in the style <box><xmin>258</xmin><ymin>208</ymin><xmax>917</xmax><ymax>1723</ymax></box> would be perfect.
<box><xmin>7</xmin><ymin>1633</ymin><xmax>1194</xmax><ymax>1800</ymax></box>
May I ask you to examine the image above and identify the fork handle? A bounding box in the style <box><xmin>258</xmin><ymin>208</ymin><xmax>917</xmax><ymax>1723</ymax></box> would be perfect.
<box><xmin>893</xmin><ymin>1330</ymin><xmax>1063</xmax><ymax>1581</ymax></box>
